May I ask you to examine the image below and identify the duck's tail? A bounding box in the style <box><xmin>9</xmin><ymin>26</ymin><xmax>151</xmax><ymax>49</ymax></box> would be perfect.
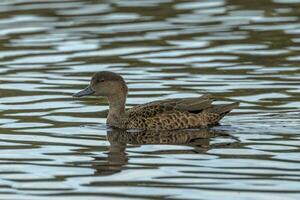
<box><xmin>207</xmin><ymin>102</ymin><xmax>240</xmax><ymax>116</ymax></box>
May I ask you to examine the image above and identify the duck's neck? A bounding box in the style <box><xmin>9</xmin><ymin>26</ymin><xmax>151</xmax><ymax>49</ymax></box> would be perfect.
<box><xmin>107</xmin><ymin>92</ymin><xmax>127</xmax><ymax>126</ymax></box>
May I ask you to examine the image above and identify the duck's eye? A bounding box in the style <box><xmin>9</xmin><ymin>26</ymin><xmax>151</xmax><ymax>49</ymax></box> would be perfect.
<box><xmin>96</xmin><ymin>79</ymin><xmax>105</xmax><ymax>83</ymax></box>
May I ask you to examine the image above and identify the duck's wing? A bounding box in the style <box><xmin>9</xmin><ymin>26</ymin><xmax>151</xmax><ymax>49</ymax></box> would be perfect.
<box><xmin>125</xmin><ymin>94</ymin><xmax>239</xmax><ymax>130</ymax></box>
<box><xmin>143</xmin><ymin>102</ymin><xmax>240</xmax><ymax>130</ymax></box>
<box><xmin>127</xmin><ymin>94</ymin><xmax>214</xmax><ymax>118</ymax></box>
<box><xmin>125</xmin><ymin>101</ymin><xmax>239</xmax><ymax>130</ymax></box>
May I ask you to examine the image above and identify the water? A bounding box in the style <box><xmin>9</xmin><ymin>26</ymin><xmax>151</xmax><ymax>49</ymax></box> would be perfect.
<box><xmin>0</xmin><ymin>0</ymin><xmax>300</xmax><ymax>199</ymax></box>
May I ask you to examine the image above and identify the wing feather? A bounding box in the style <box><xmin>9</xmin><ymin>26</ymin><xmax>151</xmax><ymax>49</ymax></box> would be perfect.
<box><xmin>127</xmin><ymin>94</ymin><xmax>213</xmax><ymax>118</ymax></box>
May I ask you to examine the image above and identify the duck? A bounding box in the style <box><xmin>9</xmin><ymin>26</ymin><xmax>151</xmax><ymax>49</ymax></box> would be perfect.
<box><xmin>73</xmin><ymin>71</ymin><xmax>239</xmax><ymax>130</ymax></box>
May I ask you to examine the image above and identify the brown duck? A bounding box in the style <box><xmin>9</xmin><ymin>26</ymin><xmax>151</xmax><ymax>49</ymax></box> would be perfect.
<box><xmin>73</xmin><ymin>71</ymin><xmax>239</xmax><ymax>130</ymax></box>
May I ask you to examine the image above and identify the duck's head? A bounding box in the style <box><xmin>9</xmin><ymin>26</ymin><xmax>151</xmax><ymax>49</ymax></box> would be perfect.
<box><xmin>73</xmin><ymin>71</ymin><xmax>128</xmax><ymax>98</ymax></box>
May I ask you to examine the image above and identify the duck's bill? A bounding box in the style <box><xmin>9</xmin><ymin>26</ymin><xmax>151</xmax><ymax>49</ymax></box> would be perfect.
<box><xmin>73</xmin><ymin>86</ymin><xmax>95</xmax><ymax>97</ymax></box>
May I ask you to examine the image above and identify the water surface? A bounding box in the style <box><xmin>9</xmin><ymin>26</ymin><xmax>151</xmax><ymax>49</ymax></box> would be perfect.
<box><xmin>0</xmin><ymin>0</ymin><xmax>300</xmax><ymax>199</ymax></box>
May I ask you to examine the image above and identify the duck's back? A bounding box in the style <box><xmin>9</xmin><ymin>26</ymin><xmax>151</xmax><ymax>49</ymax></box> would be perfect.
<box><xmin>123</xmin><ymin>94</ymin><xmax>239</xmax><ymax>130</ymax></box>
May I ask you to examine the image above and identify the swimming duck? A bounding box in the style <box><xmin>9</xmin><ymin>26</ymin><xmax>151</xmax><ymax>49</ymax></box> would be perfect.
<box><xmin>73</xmin><ymin>71</ymin><xmax>239</xmax><ymax>130</ymax></box>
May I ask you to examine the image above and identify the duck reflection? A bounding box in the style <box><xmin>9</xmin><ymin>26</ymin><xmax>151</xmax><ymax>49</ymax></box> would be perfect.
<box><xmin>92</xmin><ymin>128</ymin><xmax>236</xmax><ymax>176</ymax></box>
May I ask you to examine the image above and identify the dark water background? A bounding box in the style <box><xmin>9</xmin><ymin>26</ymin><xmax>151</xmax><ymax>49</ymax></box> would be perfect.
<box><xmin>0</xmin><ymin>0</ymin><xmax>300</xmax><ymax>199</ymax></box>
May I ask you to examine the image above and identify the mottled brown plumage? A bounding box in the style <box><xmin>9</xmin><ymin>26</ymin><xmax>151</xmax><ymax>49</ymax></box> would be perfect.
<box><xmin>107</xmin><ymin>128</ymin><xmax>228</xmax><ymax>146</ymax></box>
<box><xmin>73</xmin><ymin>71</ymin><xmax>239</xmax><ymax>130</ymax></box>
